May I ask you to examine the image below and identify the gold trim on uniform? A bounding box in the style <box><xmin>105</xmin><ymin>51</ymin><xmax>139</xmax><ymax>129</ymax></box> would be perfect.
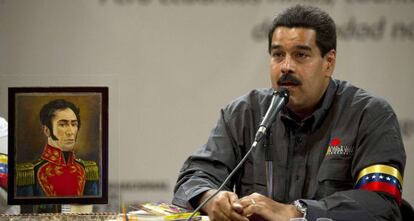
<box><xmin>16</xmin><ymin>160</ymin><xmax>43</xmax><ymax>186</ymax></box>
<box><xmin>16</xmin><ymin>162</ymin><xmax>35</xmax><ymax>186</ymax></box>
<box><xmin>77</xmin><ymin>159</ymin><xmax>99</xmax><ymax>181</ymax></box>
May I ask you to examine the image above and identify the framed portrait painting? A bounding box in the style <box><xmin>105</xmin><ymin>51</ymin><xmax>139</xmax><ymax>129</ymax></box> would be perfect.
<box><xmin>8</xmin><ymin>87</ymin><xmax>108</xmax><ymax>205</ymax></box>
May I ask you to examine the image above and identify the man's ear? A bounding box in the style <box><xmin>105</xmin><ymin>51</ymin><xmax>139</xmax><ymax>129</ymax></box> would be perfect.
<box><xmin>43</xmin><ymin>126</ymin><xmax>50</xmax><ymax>137</ymax></box>
<box><xmin>324</xmin><ymin>49</ymin><xmax>336</xmax><ymax>77</ymax></box>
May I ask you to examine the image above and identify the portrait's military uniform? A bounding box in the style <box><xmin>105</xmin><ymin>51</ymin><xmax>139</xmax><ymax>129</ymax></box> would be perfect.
<box><xmin>16</xmin><ymin>144</ymin><xmax>99</xmax><ymax>197</ymax></box>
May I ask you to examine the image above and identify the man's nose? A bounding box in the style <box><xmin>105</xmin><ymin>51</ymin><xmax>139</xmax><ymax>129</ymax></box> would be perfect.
<box><xmin>66</xmin><ymin>126</ymin><xmax>76</xmax><ymax>135</ymax></box>
<box><xmin>281</xmin><ymin>55</ymin><xmax>295</xmax><ymax>74</ymax></box>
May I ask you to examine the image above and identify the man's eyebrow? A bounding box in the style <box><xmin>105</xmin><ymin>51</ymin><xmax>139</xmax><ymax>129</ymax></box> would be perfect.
<box><xmin>270</xmin><ymin>44</ymin><xmax>283</xmax><ymax>51</ymax></box>
<box><xmin>294</xmin><ymin>45</ymin><xmax>312</xmax><ymax>51</ymax></box>
<box><xmin>57</xmin><ymin>119</ymin><xmax>78</xmax><ymax>123</ymax></box>
<box><xmin>269</xmin><ymin>44</ymin><xmax>312</xmax><ymax>51</ymax></box>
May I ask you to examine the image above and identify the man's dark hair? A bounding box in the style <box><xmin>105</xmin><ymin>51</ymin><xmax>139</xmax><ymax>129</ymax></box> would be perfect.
<box><xmin>40</xmin><ymin>99</ymin><xmax>81</xmax><ymax>140</ymax></box>
<box><xmin>268</xmin><ymin>5</ymin><xmax>336</xmax><ymax>57</ymax></box>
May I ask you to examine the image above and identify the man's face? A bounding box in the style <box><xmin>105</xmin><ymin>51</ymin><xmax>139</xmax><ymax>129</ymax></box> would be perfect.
<box><xmin>46</xmin><ymin>108</ymin><xmax>79</xmax><ymax>151</ymax></box>
<box><xmin>269</xmin><ymin>27</ymin><xmax>335</xmax><ymax>118</ymax></box>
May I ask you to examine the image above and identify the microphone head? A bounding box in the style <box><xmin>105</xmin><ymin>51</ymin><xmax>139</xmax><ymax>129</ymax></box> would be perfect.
<box><xmin>274</xmin><ymin>87</ymin><xmax>290</xmax><ymax>104</ymax></box>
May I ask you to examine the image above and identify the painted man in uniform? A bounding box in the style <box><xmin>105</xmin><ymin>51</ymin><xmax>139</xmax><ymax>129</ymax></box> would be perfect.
<box><xmin>16</xmin><ymin>99</ymin><xmax>99</xmax><ymax>197</ymax></box>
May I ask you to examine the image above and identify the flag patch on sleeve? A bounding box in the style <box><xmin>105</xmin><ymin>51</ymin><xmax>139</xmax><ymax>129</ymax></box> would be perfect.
<box><xmin>355</xmin><ymin>164</ymin><xmax>403</xmax><ymax>204</ymax></box>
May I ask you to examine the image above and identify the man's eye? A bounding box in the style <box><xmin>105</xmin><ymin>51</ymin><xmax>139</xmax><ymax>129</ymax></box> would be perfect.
<box><xmin>272</xmin><ymin>52</ymin><xmax>283</xmax><ymax>57</ymax></box>
<box><xmin>296</xmin><ymin>52</ymin><xmax>309</xmax><ymax>59</ymax></box>
<box><xmin>271</xmin><ymin>51</ymin><xmax>285</xmax><ymax>61</ymax></box>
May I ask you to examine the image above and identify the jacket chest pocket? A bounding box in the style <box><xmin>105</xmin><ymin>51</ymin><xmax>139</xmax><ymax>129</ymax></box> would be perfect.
<box><xmin>314</xmin><ymin>158</ymin><xmax>354</xmax><ymax>199</ymax></box>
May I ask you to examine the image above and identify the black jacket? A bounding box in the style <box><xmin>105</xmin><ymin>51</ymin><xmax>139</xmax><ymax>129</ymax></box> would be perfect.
<box><xmin>173</xmin><ymin>78</ymin><xmax>405</xmax><ymax>221</ymax></box>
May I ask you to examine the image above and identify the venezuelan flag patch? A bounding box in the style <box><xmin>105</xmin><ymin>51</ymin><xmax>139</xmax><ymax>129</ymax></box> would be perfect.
<box><xmin>355</xmin><ymin>164</ymin><xmax>403</xmax><ymax>204</ymax></box>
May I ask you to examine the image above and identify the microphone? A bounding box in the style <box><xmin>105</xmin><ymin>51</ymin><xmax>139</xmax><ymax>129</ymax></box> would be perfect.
<box><xmin>185</xmin><ymin>88</ymin><xmax>289</xmax><ymax>221</ymax></box>
<box><xmin>254</xmin><ymin>87</ymin><xmax>289</xmax><ymax>142</ymax></box>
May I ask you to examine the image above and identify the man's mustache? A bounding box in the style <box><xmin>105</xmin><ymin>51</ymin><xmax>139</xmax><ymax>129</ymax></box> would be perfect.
<box><xmin>277</xmin><ymin>74</ymin><xmax>302</xmax><ymax>86</ymax></box>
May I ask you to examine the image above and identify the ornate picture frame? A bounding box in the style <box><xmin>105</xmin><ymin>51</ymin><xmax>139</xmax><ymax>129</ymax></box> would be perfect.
<box><xmin>8</xmin><ymin>87</ymin><xmax>108</xmax><ymax>205</ymax></box>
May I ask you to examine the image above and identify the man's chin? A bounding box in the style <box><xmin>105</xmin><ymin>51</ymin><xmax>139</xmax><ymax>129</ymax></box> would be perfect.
<box><xmin>60</xmin><ymin>146</ymin><xmax>75</xmax><ymax>152</ymax></box>
<box><xmin>286</xmin><ymin>100</ymin><xmax>304</xmax><ymax>115</ymax></box>
<box><xmin>286</xmin><ymin>97</ymin><xmax>298</xmax><ymax>110</ymax></box>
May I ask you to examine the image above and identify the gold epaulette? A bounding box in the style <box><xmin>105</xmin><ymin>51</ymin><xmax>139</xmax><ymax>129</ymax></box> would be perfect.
<box><xmin>16</xmin><ymin>162</ymin><xmax>35</xmax><ymax>186</ymax></box>
<box><xmin>77</xmin><ymin>159</ymin><xmax>99</xmax><ymax>181</ymax></box>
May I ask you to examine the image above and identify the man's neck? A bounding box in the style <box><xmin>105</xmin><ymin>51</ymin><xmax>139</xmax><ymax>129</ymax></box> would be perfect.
<box><xmin>62</xmin><ymin>151</ymin><xmax>71</xmax><ymax>163</ymax></box>
<box><xmin>289</xmin><ymin>89</ymin><xmax>329</xmax><ymax>122</ymax></box>
<box><xmin>291</xmin><ymin>105</ymin><xmax>320</xmax><ymax>122</ymax></box>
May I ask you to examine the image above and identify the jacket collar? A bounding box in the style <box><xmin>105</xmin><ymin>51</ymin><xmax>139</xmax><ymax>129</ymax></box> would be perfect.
<box><xmin>280</xmin><ymin>78</ymin><xmax>338</xmax><ymax>133</ymax></box>
<box><xmin>41</xmin><ymin>144</ymin><xmax>76</xmax><ymax>166</ymax></box>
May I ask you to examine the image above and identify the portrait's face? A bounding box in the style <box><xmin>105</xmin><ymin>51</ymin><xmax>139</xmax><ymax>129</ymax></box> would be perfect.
<box><xmin>46</xmin><ymin>108</ymin><xmax>79</xmax><ymax>151</ymax></box>
<box><xmin>269</xmin><ymin>27</ymin><xmax>335</xmax><ymax>118</ymax></box>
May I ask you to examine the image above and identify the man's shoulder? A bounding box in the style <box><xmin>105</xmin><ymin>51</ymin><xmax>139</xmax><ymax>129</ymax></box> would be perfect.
<box><xmin>334</xmin><ymin>79</ymin><xmax>394</xmax><ymax>113</ymax></box>
<box><xmin>16</xmin><ymin>159</ymin><xmax>44</xmax><ymax>186</ymax></box>
<box><xmin>224</xmin><ymin>88</ymin><xmax>273</xmax><ymax>114</ymax></box>
<box><xmin>75</xmin><ymin>159</ymin><xmax>99</xmax><ymax>181</ymax></box>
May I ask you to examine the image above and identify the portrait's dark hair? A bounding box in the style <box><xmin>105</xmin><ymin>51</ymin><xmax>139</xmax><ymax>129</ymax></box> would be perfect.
<box><xmin>268</xmin><ymin>5</ymin><xmax>336</xmax><ymax>57</ymax></box>
<box><xmin>40</xmin><ymin>99</ymin><xmax>81</xmax><ymax>140</ymax></box>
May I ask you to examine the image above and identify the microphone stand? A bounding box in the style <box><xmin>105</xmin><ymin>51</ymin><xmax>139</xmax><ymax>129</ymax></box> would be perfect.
<box><xmin>264</xmin><ymin>132</ymin><xmax>273</xmax><ymax>199</ymax></box>
<box><xmin>185</xmin><ymin>88</ymin><xmax>289</xmax><ymax>221</ymax></box>
<box><xmin>185</xmin><ymin>139</ymin><xmax>262</xmax><ymax>221</ymax></box>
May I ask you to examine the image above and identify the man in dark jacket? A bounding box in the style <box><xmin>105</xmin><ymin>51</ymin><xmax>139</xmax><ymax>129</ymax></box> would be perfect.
<box><xmin>173</xmin><ymin>5</ymin><xmax>405</xmax><ymax>221</ymax></box>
